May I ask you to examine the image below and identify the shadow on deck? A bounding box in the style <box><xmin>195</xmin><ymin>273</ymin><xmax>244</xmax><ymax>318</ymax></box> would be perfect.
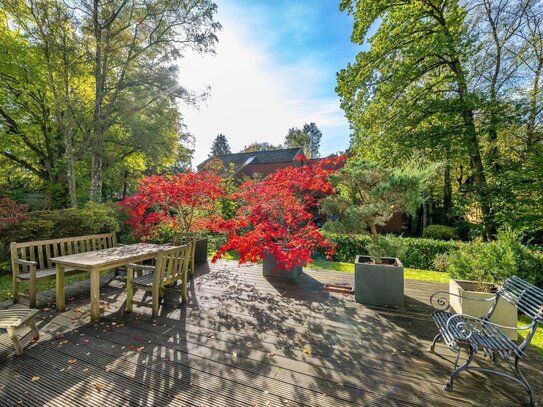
<box><xmin>0</xmin><ymin>260</ymin><xmax>541</xmax><ymax>406</ymax></box>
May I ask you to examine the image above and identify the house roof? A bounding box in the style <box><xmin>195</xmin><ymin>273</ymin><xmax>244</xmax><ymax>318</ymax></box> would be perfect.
<box><xmin>197</xmin><ymin>148</ymin><xmax>303</xmax><ymax>173</ymax></box>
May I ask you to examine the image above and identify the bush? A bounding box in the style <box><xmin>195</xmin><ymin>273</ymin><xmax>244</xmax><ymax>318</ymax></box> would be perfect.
<box><xmin>454</xmin><ymin>220</ymin><xmax>485</xmax><ymax>241</ymax></box>
<box><xmin>423</xmin><ymin>225</ymin><xmax>458</xmax><ymax>240</ymax></box>
<box><xmin>317</xmin><ymin>233</ymin><xmax>460</xmax><ymax>270</ymax></box>
<box><xmin>448</xmin><ymin>228</ymin><xmax>543</xmax><ymax>287</ymax></box>
<box><xmin>0</xmin><ymin>202</ymin><xmax>122</xmax><ymax>264</ymax></box>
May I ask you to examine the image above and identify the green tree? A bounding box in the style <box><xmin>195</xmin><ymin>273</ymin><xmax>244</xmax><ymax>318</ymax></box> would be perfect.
<box><xmin>242</xmin><ymin>142</ymin><xmax>283</xmax><ymax>152</ymax></box>
<box><xmin>338</xmin><ymin>0</ymin><xmax>494</xmax><ymax>236</ymax></box>
<box><xmin>82</xmin><ymin>0</ymin><xmax>220</xmax><ymax>201</ymax></box>
<box><xmin>284</xmin><ymin>123</ymin><xmax>322</xmax><ymax>158</ymax></box>
<box><xmin>209</xmin><ymin>134</ymin><xmax>231</xmax><ymax>156</ymax></box>
<box><xmin>321</xmin><ymin>157</ymin><xmax>434</xmax><ymax>238</ymax></box>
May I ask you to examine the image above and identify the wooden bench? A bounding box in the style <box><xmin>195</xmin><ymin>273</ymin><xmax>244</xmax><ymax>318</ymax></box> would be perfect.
<box><xmin>11</xmin><ymin>232</ymin><xmax>117</xmax><ymax>308</ymax></box>
<box><xmin>429</xmin><ymin>276</ymin><xmax>543</xmax><ymax>406</ymax></box>
<box><xmin>0</xmin><ymin>308</ymin><xmax>40</xmax><ymax>355</ymax></box>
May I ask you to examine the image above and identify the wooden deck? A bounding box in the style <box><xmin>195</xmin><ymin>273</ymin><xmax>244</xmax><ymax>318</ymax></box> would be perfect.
<box><xmin>0</xmin><ymin>260</ymin><xmax>542</xmax><ymax>406</ymax></box>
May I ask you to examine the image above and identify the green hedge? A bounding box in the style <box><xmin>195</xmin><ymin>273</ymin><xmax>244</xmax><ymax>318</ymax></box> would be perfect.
<box><xmin>0</xmin><ymin>202</ymin><xmax>122</xmax><ymax>265</ymax></box>
<box><xmin>422</xmin><ymin>225</ymin><xmax>458</xmax><ymax>240</ymax></box>
<box><xmin>318</xmin><ymin>233</ymin><xmax>462</xmax><ymax>271</ymax></box>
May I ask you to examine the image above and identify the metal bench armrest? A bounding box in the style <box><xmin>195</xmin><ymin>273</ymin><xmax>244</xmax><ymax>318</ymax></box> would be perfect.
<box><xmin>445</xmin><ymin>313</ymin><xmax>531</xmax><ymax>341</ymax></box>
<box><xmin>13</xmin><ymin>258</ymin><xmax>38</xmax><ymax>267</ymax></box>
<box><xmin>429</xmin><ymin>290</ymin><xmax>497</xmax><ymax>311</ymax></box>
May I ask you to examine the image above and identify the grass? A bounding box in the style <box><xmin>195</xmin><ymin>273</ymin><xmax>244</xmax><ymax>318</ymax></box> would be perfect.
<box><xmin>0</xmin><ymin>272</ymin><xmax>91</xmax><ymax>303</ymax></box>
<box><xmin>306</xmin><ymin>259</ymin><xmax>450</xmax><ymax>283</ymax></box>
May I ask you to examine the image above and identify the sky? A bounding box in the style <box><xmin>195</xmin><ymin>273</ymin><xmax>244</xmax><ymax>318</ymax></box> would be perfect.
<box><xmin>179</xmin><ymin>0</ymin><xmax>364</xmax><ymax>168</ymax></box>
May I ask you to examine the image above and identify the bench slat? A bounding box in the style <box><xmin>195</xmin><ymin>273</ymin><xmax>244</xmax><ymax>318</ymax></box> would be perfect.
<box><xmin>17</xmin><ymin>267</ymin><xmax>77</xmax><ymax>281</ymax></box>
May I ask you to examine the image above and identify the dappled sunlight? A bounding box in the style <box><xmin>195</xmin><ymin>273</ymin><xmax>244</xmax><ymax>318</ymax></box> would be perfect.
<box><xmin>0</xmin><ymin>260</ymin><xmax>541</xmax><ymax>406</ymax></box>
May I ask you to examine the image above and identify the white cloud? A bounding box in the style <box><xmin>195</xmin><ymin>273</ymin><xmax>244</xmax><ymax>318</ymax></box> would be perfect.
<box><xmin>178</xmin><ymin>3</ymin><xmax>350</xmax><ymax>167</ymax></box>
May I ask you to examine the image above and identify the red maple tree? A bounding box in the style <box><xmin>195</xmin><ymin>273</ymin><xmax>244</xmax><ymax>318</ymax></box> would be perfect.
<box><xmin>212</xmin><ymin>155</ymin><xmax>345</xmax><ymax>270</ymax></box>
<box><xmin>120</xmin><ymin>171</ymin><xmax>225</xmax><ymax>241</ymax></box>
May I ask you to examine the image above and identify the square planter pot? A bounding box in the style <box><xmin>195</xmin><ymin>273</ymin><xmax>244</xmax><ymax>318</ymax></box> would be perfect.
<box><xmin>354</xmin><ymin>255</ymin><xmax>404</xmax><ymax>306</ymax></box>
<box><xmin>449</xmin><ymin>279</ymin><xmax>518</xmax><ymax>340</ymax></box>
<box><xmin>194</xmin><ymin>238</ymin><xmax>208</xmax><ymax>263</ymax></box>
<box><xmin>263</xmin><ymin>254</ymin><xmax>303</xmax><ymax>279</ymax></box>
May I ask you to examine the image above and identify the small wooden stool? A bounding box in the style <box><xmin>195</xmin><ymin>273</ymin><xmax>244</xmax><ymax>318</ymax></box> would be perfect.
<box><xmin>0</xmin><ymin>309</ymin><xmax>40</xmax><ymax>355</ymax></box>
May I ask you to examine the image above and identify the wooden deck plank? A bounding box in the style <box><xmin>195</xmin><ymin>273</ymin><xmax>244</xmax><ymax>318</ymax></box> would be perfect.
<box><xmin>0</xmin><ymin>260</ymin><xmax>541</xmax><ymax>406</ymax></box>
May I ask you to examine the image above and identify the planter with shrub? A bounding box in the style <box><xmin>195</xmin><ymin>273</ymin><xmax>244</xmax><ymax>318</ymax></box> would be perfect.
<box><xmin>355</xmin><ymin>254</ymin><xmax>404</xmax><ymax>306</ymax></box>
<box><xmin>212</xmin><ymin>156</ymin><xmax>343</xmax><ymax>279</ymax></box>
<box><xmin>449</xmin><ymin>279</ymin><xmax>518</xmax><ymax>340</ymax></box>
<box><xmin>447</xmin><ymin>228</ymin><xmax>543</xmax><ymax>339</ymax></box>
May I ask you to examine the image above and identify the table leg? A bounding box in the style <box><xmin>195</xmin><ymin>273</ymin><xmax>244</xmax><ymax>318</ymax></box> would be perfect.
<box><xmin>56</xmin><ymin>264</ymin><xmax>65</xmax><ymax>312</ymax></box>
<box><xmin>90</xmin><ymin>268</ymin><xmax>101</xmax><ymax>321</ymax></box>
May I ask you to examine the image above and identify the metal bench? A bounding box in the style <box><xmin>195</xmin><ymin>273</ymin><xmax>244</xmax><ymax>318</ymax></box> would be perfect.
<box><xmin>0</xmin><ymin>308</ymin><xmax>40</xmax><ymax>355</ymax></box>
<box><xmin>429</xmin><ymin>276</ymin><xmax>543</xmax><ymax>406</ymax></box>
<box><xmin>11</xmin><ymin>232</ymin><xmax>117</xmax><ymax>308</ymax></box>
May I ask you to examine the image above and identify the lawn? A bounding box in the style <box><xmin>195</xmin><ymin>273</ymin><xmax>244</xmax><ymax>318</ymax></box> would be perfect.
<box><xmin>0</xmin><ymin>273</ymin><xmax>92</xmax><ymax>304</ymax></box>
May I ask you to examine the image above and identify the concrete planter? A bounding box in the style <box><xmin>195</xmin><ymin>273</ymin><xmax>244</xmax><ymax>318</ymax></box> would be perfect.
<box><xmin>194</xmin><ymin>238</ymin><xmax>208</xmax><ymax>263</ymax></box>
<box><xmin>354</xmin><ymin>255</ymin><xmax>404</xmax><ymax>306</ymax></box>
<box><xmin>262</xmin><ymin>254</ymin><xmax>303</xmax><ymax>279</ymax></box>
<box><xmin>449</xmin><ymin>279</ymin><xmax>518</xmax><ymax>340</ymax></box>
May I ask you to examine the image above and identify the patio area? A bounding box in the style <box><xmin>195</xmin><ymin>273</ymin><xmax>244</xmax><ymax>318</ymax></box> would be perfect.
<box><xmin>0</xmin><ymin>261</ymin><xmax>542</xmax><ymax>406</ymax></box>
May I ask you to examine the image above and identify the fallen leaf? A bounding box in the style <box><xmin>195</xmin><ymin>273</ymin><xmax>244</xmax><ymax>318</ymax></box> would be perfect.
<box><xmin>31</xmin><ymin>376</ymin><xmax>40</xmax><ymax>382</ymax></box>
<box><xmin>68</xmin><ymin>359</ymin><xmax>77</xmax><ymax>365</ymax></box>
<box><xmin>83</xmin><ymin>368</ymin><xmax>89</xmax><ymax>373</ymax></box>
<box><xmin>82</xmin><ymin>395</ymin><xmax>89</xmax><ymax>401</ymax></box>
<box><xmin>95</xmin><ymin>383</ymin><xmax>104</xmax><ymax>392</ymax></box>
<box><xmin>59</xmin><ymin>368</ymin><xmax>65</xmax><ymax>373</ymax></box>
<box><xmin>232</xmin><ymin>352</ymin><xmax>237</xmax><ymax>358</ymax></box>
<box><xmin>13</xmin><ymin>373</ymin><xmax>21</xmax><ymax>380</ymax></box>
<box><xmin>303</xmin><ymin>349</ymin><xmax>311</xmax><ymax>355</ymax></box>
<box><xmin>0</xmin><ymin>384</ymin><xmax>5</xmax><ymax>390</ymax></box>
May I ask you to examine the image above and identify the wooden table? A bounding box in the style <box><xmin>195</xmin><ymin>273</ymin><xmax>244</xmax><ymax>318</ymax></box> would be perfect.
<box><xmin>51</xmin><ymin>243</ymin><xmax>165</xmax><ymax>321</ymax></box>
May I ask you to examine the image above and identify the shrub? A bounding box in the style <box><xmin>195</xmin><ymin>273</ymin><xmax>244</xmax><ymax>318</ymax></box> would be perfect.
<box><xmin>0</xmin><ymin>203</ymin><xmax>121</xmax><ymax>264</ymax></box>
<box><xmin>454</xmin><ymin>220</ymin><xmax>485</xmax><ymax>241</ymax></box>
<box><xmin>448</xmin><ymin>228</ymin><xmax>543</xmax><ymax>287</ymax></box>
<box><xmin>432</xmin><ymin>253</ymin><xmax>450</xmax><ymax>273</ymax></box>
<box><xmin>318</xmin><ymin>233</ymin><xmax>460</xmax><ymax>270</ymax></box>
<box><xmin>422</xmin><ymin>225</ymin><xmax>458</xmax><ymax>240</ymax></box>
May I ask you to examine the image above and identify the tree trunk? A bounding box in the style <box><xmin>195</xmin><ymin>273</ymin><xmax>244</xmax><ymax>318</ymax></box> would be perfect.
<box><xmin>422</xmin><ymin>190</ymin><xmax>428</xmax><ymax>231</ymax></box>
<box><xmin>527</xmin><ymin>59</ymin><xmax>542</xmax><ymax>148</ymax></box>
<box><xmin>451</xmin><ymin>59</ymin><xmax>496</xmax><ymax>239</ymax></box>
<box><xmin>443</xmin><ymin>161</ymin><xmax>453</xmax><ymax>225</ymax></box>
<box><xmin>90</xmin><ymin>0</ymin><xmax>104</xmax><ymax>202</ymax></box>
<box><xmin>369</xmin><ymin>223</ymin><xmax>378</xmax><ymax>239</ymax></box>
<box><xmin>65</xmin><ymin>129</ymin><xmax>77</xmax><ymax>207</ymax></box>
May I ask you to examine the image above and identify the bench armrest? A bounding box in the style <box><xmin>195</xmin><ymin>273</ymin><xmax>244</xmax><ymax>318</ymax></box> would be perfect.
<box><xmin>13</xmin><ymin>258</ymin><xmax>38</xmax><ymax>267</ymax></box>
<box><xmin>429</xmin><ymin>290</ymin><xmax>497</xmax><ymax>311</ymax></box>
<box><xmin>126</xmin><ymin>263</ymin><xmax>156</xmax><ymax>272</ymax></box>
<box><xmin>446</xmin><ymin>313</ymin><xmax>532</xmax><ymax>341</ymax></box>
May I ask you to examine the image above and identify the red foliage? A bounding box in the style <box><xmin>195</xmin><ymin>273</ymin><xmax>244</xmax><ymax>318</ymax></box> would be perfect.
<box><xmin>119</xmin><ymin>171</ymin><xmax>225</xmax><ymax>241</ymax></box>
<box><xmin>212</xmin><ymin>155</ymin><xmax>345</xmax><ymax>270</ymax></box>
<box><xmin>0</xmin><ymin>198</ymin><xmax>29</xmax><ymax>230</ymax></box>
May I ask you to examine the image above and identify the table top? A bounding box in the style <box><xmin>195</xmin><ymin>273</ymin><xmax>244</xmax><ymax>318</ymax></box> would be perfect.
<box><xmin>50</xmin><ymin>243</ymin><xmax>166</xmax><ymax>268</ymax></box>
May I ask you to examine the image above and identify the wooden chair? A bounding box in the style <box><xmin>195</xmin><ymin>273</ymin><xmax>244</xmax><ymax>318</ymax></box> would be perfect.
<box><xmin>172</xmin><ymin>234</ymin><xmax>197</xmax><ymax>277</ymax></box>
<box><xmin>125</xmin><ymin>245</ymin><xmax>190</xmax><ymax>317</ymax></box>
<box><xmin>0</xmin><ymin>309</ymin><xmax>40</xmax><ymax>355</ymax></box>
